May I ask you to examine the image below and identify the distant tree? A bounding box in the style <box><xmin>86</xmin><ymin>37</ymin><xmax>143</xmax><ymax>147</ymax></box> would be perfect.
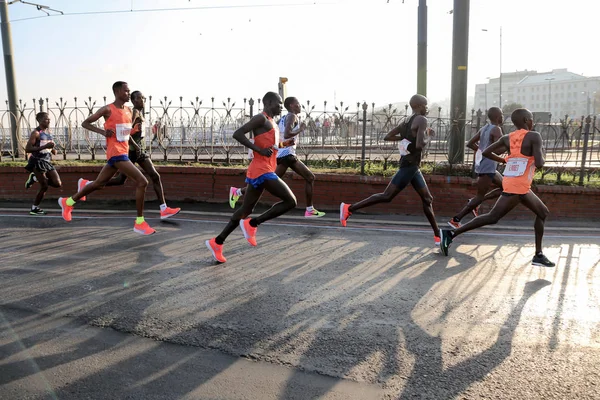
<box><xmin>502</xmin><ymin>102</ymin><xmax>524</xmax><ymax>114</ymax></box>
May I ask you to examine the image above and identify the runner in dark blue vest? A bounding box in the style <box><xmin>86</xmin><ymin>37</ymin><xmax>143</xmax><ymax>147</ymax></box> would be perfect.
<box><xmin>24</xmin><ymin>112</ymin><xmax>62</xmax><ymax>215</ymax></box>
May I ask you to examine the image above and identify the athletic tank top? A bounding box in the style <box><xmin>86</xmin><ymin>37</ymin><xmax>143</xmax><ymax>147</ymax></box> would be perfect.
<box><xmin>502</xmin><ymin>129</ymin><xmax>536</xmax><ymax>195</ymax></box>
<box><xmin>475</xmin><ymin>124</ymin><xmax>499</xmax><ymax>174</ymax></box>
<box><xmin>104</xmin><ymin>103</ymin><xmax>133</xmax><ymax>160</ymax></box>
<box><xmin>399</xmin><ymin>114</ymin><xmax>422</xmax><ymax>168</ymax></box>
<box><xmin>277</xmin><ymin>113</ymin><xmax>300</xmax><ymax>158</ymax></box>
<box><xmin>30</xmin><ymin>127</ymin><xmax>53</xmax><ymax>162</ymax></box>
<box><xmin>246</xmin><ymin>112</ymin><xmax>279</xmax><ymax>179</ymax></box>
<box><xmin>130</xmin><ymin>111</ymin><xmax>144</xmax><ymax>145</ymax></box>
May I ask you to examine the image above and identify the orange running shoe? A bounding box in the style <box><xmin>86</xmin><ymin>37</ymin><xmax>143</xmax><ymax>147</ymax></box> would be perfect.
<box><xmin>77</xmin><ymin>178</ymin><xmax>89</xmax><ymax>201</ymax></box>
<box><xmin>205</xmin><ymin>238</ymin><xmax>227</xmax><ymax>263</ymax></box>
<box><xmin>239</xmin><ymin>218</ymin><xmax>257</xmax><ymax>246</ymax></box>
<box><xmin>340</xmin><ymin>202</ymin><xmax>351</xmax><ymax>227</ymax></box>
<box><xmin>447</xmin><ymin>219</ymin><xmax>461</xmax><ymax>229</ymax></box>
<box><xmin>133</xmin><ymin>220</ymin><xmax>156</xmax><ymax>235</ymax></box>
<box><xmin>160</xmin><ymin>206</ymin><xmax>181</xmax><ymax>219</ymax></box>
<box><xmin>57</xmin><ymin>197</ymin><xmax>73</xmax><ymax>222</ymax></box>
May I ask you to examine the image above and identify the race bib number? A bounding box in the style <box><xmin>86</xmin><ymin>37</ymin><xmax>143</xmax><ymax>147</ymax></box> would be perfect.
<box><xmin>504</xmin><ymin>157</ymin><xmax>528</xmax><ymax>177</ymax></box>
<box><xmin>39</xmin><ymin>139</ymin><xmax>52</xmax><ymax>153</ymax></box>
<box><xmin>248</xmin><ymin>138</ymin><xmax>254</xmax><ymax>160</ymax></box>
<box><xmin>398</xmin><ymin>139</ymin><xmax>411</xmax><ymax>156</ymax></box>
<box><xmin>116</xmin><ymin>123</ymin><xmax>132</xmax><ymax>143</ymax></box>
<box><xmin>475</xmin><ymin>149</ymin><xmax>482</xmax><ymax>166</ymax></box>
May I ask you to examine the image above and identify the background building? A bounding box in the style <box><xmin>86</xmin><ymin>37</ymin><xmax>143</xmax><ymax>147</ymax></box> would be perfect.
<box><xmin>474</xmin><ymin>69</ymin><xmax>600</xmax><ymax>119</ymax></box>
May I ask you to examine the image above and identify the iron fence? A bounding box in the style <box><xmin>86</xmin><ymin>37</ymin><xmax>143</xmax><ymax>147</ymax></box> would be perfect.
<box><xmin>1</xmin><ymin>96</ymin><xmax>599</xmax><ymax>184</ymax></box>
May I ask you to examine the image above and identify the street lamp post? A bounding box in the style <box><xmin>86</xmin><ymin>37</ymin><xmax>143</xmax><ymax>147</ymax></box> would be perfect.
<box><xmin>546</xmin><ymin>77</ymin><xmax>555</xmax><ymax>114</ymax></box>
<box><xmin>482</xmin><ymin>27</ymin><xmax>502</xmax><ymax>107</ymax></box>
<box><xmin>581</xmin><ymin>91</ymin><xmax>592</xmax><ymax>116</ymax></box>
<box><xmin>484</xmin><ymin>76</ymin><xmax>491</xmax><ymax>111</ymax></box>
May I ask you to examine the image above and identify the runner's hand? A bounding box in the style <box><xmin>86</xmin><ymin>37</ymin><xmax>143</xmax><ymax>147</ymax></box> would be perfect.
<box><xmin>257</xmin><ymin>147</ymin><xmax>273</xmax><ymax>157</ymax></box>
<box><xmin>51</xmin><ymin>149</ymin><xmax>57</xmax><ymax>155</ymax></box>
<box><xmin>299</xmin><ymin>122</ymin><xmax>307</xmax><ymax>131</ymax></box>
<box><xmin>44</xmin><ymin>141</ymin><xmax>55</xmax><ymax>149</ymax></box>
<box><xmin>282</xmin><ymin>138</ymin><xmax>295</xmax><ymax>147</ymax></box>
<box><xmin>104</xmin><ymin>129</ymin><xmax>115</xmax><ymax>138</ymax></box>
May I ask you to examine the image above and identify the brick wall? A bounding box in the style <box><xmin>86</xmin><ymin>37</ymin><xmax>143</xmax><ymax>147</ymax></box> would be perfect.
<box><xmin>1</xmin><ymin>165</ymin><xmax>599</xmax><ymax>219</ymax></box>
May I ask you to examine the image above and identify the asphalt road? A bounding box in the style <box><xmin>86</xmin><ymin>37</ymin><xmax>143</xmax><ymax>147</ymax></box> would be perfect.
<box><xmin>0</xmin><ymin>209</ymin><xmax>599</xmax><ymax>399</ymax></box>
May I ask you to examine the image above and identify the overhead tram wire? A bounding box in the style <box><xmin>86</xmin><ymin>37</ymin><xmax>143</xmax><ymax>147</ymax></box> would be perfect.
<box><xmin>9</xmin><ymin>1</ymin><xmax>334</xmax><ymax>23</ymax></box>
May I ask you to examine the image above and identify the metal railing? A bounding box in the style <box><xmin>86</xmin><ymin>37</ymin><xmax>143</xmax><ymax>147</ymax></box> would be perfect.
<box><xmin>1</xmin><ymin>97</ymin><xmax>598</xmax><ymax>185</ymax></box>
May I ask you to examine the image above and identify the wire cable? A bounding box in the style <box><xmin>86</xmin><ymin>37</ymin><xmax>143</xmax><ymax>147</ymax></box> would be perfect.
<box><xmin>9</xmin><ymin>1</ymin><xmax>331</xmax><ymax>23</ymax></box>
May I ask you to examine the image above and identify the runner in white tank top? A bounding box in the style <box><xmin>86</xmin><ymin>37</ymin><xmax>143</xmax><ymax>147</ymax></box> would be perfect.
<box><xmin>228</xmin><ymin>97</ymin><xmax>326</xmax><ymax>218</ymax></box>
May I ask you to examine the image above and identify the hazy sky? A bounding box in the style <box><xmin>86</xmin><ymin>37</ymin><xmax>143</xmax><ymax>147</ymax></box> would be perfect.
<box><xmin>2</xmin><ymin>0</ymin><xmax>599</xmax><ymax>109</ymax></box>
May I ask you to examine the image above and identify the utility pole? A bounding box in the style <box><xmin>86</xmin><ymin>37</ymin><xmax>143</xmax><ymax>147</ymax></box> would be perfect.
<box><xmin>0</xmin><ymin>0</ymin><xmax>20</xmax><ymax>157</ymax></box>
<box><xmin>417</xmin><ymin>0</ymin><xmax>427</xmax><ymax>96</ymax></box>
<box><xmin>499</xmin><ymin>26</ymin><xmax>502</xmax><ymax>107</ymax></box>
<box><xmin>448</xmin><ymin>0</ymin><xmax>470</xmax><ymax>164</ymax></box>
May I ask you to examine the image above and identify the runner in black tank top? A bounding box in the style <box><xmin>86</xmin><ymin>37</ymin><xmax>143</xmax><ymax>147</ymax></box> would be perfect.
<box><xmin>24</xmin><ymin>112</ymin><xmax>62</xmax><ymax>215</ymax></box>
<box><xmin>339</xmin><ymin>94</ymin><xmax>441</xmax><ymax>246</ymax></box>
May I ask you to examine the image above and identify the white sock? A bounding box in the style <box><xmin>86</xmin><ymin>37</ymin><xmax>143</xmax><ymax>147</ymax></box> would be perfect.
<box><xmin>235</xmin><ymin>188</ymin><xmax>243</xmax><ymax>196</ymax></box>
<box><xmin>86</xmin><ymin>180</ymin><xmax>93</xmax><ymax>186</ymax></box>
<box><xmin>306</xmin><ymin>206</ymin><xmax>314</xmax><ymax>212</ymax></box>
<box><xmin>160</xmin><ymin>203</ymin><xmax>167</xmax><ymax>211</ymax></box>
<box><xmin>31</xmin><ymin>205</ymin><xmax>37</xmax><ymax>210</ymax></box>
<box><xmin>33</xmin><ymin>175</ymin><xmax>38</xmax><ymax>182</ymax></box>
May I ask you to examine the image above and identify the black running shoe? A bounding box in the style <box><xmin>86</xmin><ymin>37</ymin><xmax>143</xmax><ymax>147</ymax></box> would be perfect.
<box><xmin>25</xmin><ymin>172</ymin><xmax>36</xmax><ymax>189</ymax></box>
<box><xmin>532</xmin><ymin>253</ymin><xmax>555</xmax><ymax>267</ymax></box>
<box><xmin>440</xmin><ymin>229</ymin><xmax>453</xmax><ymax>256</ymax></box>
<box><xmin>29</xmin><ymin>207</ymin><xmax>47</xmax><ymax>216</ymax></box>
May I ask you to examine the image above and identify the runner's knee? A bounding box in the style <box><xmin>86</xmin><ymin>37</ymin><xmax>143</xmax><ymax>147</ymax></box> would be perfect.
<box><xmin>136</xmin><ymin>175</ymin><xmax>149</xmax><ymax>187</ymax></box>
<box><xmin>422</xmin><ymin>193</ymin><xmax>433</xmax><ymax>207</ymax></box>
<box><xmin>150</xmin><ymin>171</ymin><xmax>161</xmax><ymax>184</ymax></box>
<box><xmin>305</xmin><ymin>171</ymin><xmax>315</xmax><ymax>183</ymax></box>
<box><xmin>285</xmin><ymin>192</ymin><xmax>297</xmax><ymax>209</ymax></box>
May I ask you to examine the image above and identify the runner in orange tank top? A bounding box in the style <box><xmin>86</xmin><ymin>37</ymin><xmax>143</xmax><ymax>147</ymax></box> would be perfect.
<box><xmin>205</xmin><ymin>92</ymin><xmax>297</xmax><ymax>263</ymax></box>
<box><xmin>78</xmin><ymin>90</ymin><xmax>181</xmax><ymax>220</ymax></box>
<box><xmin>57</xmin><ymin>81</ymin><xmax>155</xmax><ymax>235</ymax></box>
<box><xmin>440</xmin><ymin>108</ymin><xmax>555</xmax><ymax>267</ymax></box>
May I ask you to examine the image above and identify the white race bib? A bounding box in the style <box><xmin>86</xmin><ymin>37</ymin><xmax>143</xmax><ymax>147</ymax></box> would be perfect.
<box><xmin>247</xmin><ymin>138</ymin><xmax>254</xmax><ymax>160</ymax></box>
<box><xmin>475</xmin><ymin>149</ymin><xmax>483</xmax><ymax>166</ymax></box>
<box><xmin>504</xmin><ymin>157</ymin><xmax>528</xmax><ymax>177</ymax></box>
<box><xmin>39</xmin><ymin>139</ymin><xmax>52</xmax><ymax>154</ymax></box>
<box><xmin>116</xmin><ymin>123</ymin><xmax>132</xmax><ymax>143</ymax></box>
<box><xmin>398</xmin><ymin>139</ymin><xmax>411</xmax><ymax>156</ymax></box>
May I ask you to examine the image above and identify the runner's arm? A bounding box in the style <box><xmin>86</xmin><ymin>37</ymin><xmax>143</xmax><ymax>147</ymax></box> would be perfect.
<box><xmin>489</xmin><ymin>125</ymin><xmax>503</xmax><ymax>143</ymax></box>
<box><xmin>466</xmin><ymin>129</ymin><xmax>481</xmax><ymax>151</ymax></box>
<box><xmin>233</xmin><ymin>114</ymin><xmax>270</xmax><ymax>154</ymax></box>
<box><xmin>481</xmin><ymin>135</ymin><xmax>509</xmax><ymax>164</ymax></box>
<box><xmin>383</xmin><ymin>123</ymin><xmax>405</xmax><ymax>141</ymax></box>
<box><xmin>129</xmin><ymin>109</ymin><xmax>142</xmax><ymax>152</ymax></box>
<box><xmin>530</xmin><ymin>131</ymin><xmax>545</xmax><ymax>168</ymax></box>
<box><xmin>25</xmin><ymin>130</ymin><xmax>46</xmax><ymax>153</ymax></box>
<box><xmin>283</xmin><ymin>114</ymin><xmax>302</xmax><ymax>139</ymax></box>
<box><xmin>82</xmin><ymin>106</ymin><xmax>113</xmax><ymax>137</ymax></box>
<box><xmin>414</xmin><ymin>116</ymin><xmax>428</xmax><ymax>149</ymax></box>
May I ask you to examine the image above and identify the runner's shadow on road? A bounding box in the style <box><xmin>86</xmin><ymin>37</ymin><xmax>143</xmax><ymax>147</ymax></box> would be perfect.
<box><xmin>397</xmin><ymin>278</ymin><xmax>551</xmax><ymax>400</ymax></box>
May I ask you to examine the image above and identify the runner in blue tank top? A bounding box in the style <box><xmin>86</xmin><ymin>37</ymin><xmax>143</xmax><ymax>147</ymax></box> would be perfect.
<box><xmin>448</xmin><ymin>107</ymin><xmax>505</xmax><ymax>228</ymax></box>
<box><xmin>24</xmin><ymin>112</ymin><xmax>62</xmax><ymax>215</ymax></box>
